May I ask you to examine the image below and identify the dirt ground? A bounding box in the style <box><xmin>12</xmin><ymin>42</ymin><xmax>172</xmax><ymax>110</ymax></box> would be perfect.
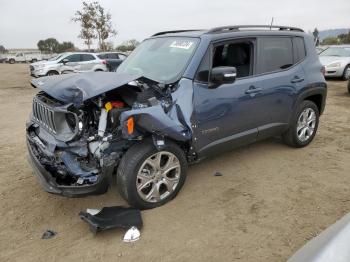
<box><xmin>0</xmin><ymin>64</ymin><xmax>349</xmax><ymax>262</ymax></box>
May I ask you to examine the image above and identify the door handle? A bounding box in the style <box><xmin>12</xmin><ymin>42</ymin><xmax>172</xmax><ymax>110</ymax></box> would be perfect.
<box><xmin>245</xmin><ymin>86</ymin><xmax>262</xmax><ymax>94</ymax></box>
<box><xmin>291</xmin><ymin>76</ymin><xmax>305</xmax><ymax>83</ymax></box>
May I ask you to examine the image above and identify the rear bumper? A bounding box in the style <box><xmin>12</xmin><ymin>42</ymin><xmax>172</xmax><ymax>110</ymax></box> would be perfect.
<box><xmin>26</xmin><ymin>137</ymin><xmax>110</xmax><ymax>197</ymax></box>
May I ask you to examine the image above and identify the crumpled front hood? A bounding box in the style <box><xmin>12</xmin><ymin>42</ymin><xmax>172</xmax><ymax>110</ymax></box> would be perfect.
<box><xmin>31</xmin><ymin>72</ymin><xmax>142</xmax><ymax>106</ymax></box>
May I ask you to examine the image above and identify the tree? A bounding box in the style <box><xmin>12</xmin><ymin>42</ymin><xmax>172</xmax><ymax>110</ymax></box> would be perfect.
<box><xmin>313</xmin><ymin>28</ymin><xmax>320</xmax><ymax>46</ymax></box>
<box><xmin>100</xmin><ymin>41</ymin><xmax>114</xmax><ymax>51</ymax></box>
<box><xmin>91</xmin><ymin>2</ymin><xmax>117</xmax><ymax>51</ymax></box>
<box><xmin>72</xmin><ymin>2</ymin><xmax>96</xmax><ymax>51</ymax></box>
<box><xmin>37</xmin><ymin>38</ymin><xmax>60</xmax><ymax>53</ymax></box>
<box><xmin>338</xmin><ymin>31</ymin><xmax>350</xmax><ymax>44</ymax></box>
<box><xmin>37</xmin><ymin>39</ymin><xmax>75</xmax><ymax>53</ymax></box>
<box><xmin>116</xmin><ymin>39</ymin><xmax>140</xmax><ymax>52</ymax></box>
<box><xmin>321</xmin><ymin>37</ymin><xmax>339</xmax><ymax>45</ymax></box>
<box><xmin>58</xmin><ymin>41</ymin><xmax>76</xmax><ymax>52</ymax></box>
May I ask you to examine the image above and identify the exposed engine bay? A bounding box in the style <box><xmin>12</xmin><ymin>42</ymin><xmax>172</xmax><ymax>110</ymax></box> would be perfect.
<box><xmin>26</xmin><ymin>72</ymin><xmax>193</xmax><ymax>194</ymax></box>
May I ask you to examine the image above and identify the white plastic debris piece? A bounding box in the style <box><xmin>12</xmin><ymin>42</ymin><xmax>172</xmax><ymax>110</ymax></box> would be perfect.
<box><xmin>123</xmin><ymin>226</ymin><xmax>141</xmax><ymax>243</ymax></box>
<box><xmin>86</xmin><ymin>209</ymin><xmax>101</xmax><ymax>216</ymax></box>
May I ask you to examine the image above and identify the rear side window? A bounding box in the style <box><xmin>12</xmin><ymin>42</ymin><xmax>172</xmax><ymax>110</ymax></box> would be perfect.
<box><xmin>81</xmin><ymin>54</ymin><xmax>95</xmax><ymax>61</ymax></box>
<box><xmin>108</xmin><ymin>53</ymin><xmax>119</xmax><ymax>59</ymax></box>
<box><xmin>97</xmin><ymin>54</ymin><xmax>106</xmax><ymax>59</ymax></box>
<box><xmin>293</xmin><ymin>37</ymin><xmax>306</xmax><ymax>63</ymax></box>
<box><xmin>257</xmin><ymin>37</ymin><xmax>293</xmax><ymax>74</ymax></box>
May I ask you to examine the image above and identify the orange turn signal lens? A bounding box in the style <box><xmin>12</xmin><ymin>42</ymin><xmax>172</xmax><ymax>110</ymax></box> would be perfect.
<box><xmin>127</xmin><ymin>117</ymin><xmax>134</xmax><ymax>134</ymax></box>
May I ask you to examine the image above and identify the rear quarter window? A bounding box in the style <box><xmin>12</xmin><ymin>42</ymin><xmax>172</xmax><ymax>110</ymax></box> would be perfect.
<box><xmin>257</xmin><ymin>37</ymin><xmax>293</xmax><ymax>74</ymax></box>
<box><xmin>293</xmin><ymin>37</ymin><xmax>306</xmax><ymax>63</ymax></box>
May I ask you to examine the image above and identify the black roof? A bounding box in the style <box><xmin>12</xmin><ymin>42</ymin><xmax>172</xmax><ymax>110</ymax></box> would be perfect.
<box><xmin>151</xmin><ymin>25</ymin><xmax>305</xmax><ymax>39</ymax></box>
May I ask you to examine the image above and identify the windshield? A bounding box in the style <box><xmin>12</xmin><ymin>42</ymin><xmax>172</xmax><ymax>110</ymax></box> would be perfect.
<box><xmin>48</xmin><ymin>54</ymin><xmax>64</xmax><ymax>61</ymax></box>
<box><xmin>320</xmin><ymin>47</ymin><xmax>350</xmax><ymax>57</ymax></box>
<box><xmin>117</xmin><ymin>37</ymin><xmax>199</xmax><ymax>83</ymax></box>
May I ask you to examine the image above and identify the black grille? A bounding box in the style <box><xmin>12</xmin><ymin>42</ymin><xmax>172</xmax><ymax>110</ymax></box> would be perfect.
<box><xmin>32</xmin><ymin>98</ymin><xmax>57</xmax><ymax>134</ymax></box>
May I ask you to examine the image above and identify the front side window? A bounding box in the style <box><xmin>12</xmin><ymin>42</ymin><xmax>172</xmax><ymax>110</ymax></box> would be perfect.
<box><xmin>212</xmin><ymin>41</ymin><xmax>253</xmax><ymax>78</ymax></box>
<box><xmin>63</xmin><ymin>54</ymin><xmax>81</xmax><ymax>62</ymax></box>
<box><xmin>195</xmin><ymin>40</ymin><xmax>254</xmax><ymax>83</ymax></box>
<box><xmin>320</xmin><ymin>47</ymin><xmax>350</xmax><ymax>57</ymax></box>
<box><xmin>117</xmin><ymin>37</ymin><xmax>199</xmax><ymax>83</ymax></box>
<box><xmin>257</xmin><ymin>37</ymin><xmax>293</xmax><ymax>74</ymax></box>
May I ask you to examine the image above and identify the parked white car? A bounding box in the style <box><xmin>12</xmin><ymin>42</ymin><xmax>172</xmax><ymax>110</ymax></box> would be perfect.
<box><xmin>319</xmin><ymin>45</ymin><xmax>350</xmax><ymax>80</ymax></box>
<box><xmin>7</xmin><ymin>52</ymin><xmax>43</xmax><ymax>64</ymax></box>
<box><xmin>30</xmin><ymin>52</ymin><xmax>108</xmax><ymax>77</ymax></box>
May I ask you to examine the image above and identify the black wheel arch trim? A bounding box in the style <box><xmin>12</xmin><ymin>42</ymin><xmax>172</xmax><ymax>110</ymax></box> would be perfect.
<box><xmin>295</xmin><ymin>83</ymin><xmax>327</xmax><ymax>115</ymax></box>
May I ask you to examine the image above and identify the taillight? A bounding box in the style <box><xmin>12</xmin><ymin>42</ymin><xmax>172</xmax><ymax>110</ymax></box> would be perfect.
<box><xmin>321</xmin><ymin>66</ymin><xmax>326</xmax><ymax>76</ymax></box>
<box><xmin>101</xmin><ymin>59</ymin><xmax>107</xmax><ymax>65</ymax></box>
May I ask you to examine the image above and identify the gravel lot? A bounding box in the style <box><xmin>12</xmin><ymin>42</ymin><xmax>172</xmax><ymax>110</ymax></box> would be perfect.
<box><xmin>0</xmin><ymin>64</ymin><xmax>349</xmax><ymax>262</ymax></box>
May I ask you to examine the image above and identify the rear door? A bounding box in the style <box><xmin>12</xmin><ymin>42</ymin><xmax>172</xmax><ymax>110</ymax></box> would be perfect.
<box><xmin>79</xmin><ymin>54</ymin><xmax>97</xmax><ymax>71</ymax></box>
<box><xmin>60</xmin><ymin>54</ymin><xmax>82</xmax><ymax>73</ymax></box>
<box><xmin>251</xmin><ymin>36</ymin><xmax>306</xmax><ymax>139</ymax></box>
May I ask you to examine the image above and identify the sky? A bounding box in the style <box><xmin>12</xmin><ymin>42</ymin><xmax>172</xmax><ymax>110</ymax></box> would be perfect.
<box><xmin>0</xmin><ymin>0</ymin><xmax>349</xmax><ymax>49</ymax></box>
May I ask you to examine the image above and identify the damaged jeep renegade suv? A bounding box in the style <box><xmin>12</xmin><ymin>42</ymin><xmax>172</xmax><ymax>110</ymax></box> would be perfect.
<box><xmin>27</xmin><ymin>25</ymin><xmax>327</xmax><ymax>209</ymax></box>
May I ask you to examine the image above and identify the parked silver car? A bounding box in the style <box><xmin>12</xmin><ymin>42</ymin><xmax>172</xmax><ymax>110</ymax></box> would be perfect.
<box><xmin>319</xmin><ymin>45</ymin><xmax>350</xmax><ymax>80</ymax></box>
<box><xmin>30</xmin><ymin>52</ymin><xmax>108</xmax><ymax>77</ymax></box>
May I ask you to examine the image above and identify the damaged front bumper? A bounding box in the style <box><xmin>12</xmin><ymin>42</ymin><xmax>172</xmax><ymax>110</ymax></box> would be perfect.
<box><xmin>26</xmin><ymin>126</ymin><xmax>114</xmax><ymax>197</ymax></box>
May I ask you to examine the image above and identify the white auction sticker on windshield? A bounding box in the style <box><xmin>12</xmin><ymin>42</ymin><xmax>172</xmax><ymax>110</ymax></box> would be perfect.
<box><xmin>170</xmin><ymin>40</ymin><xmax>194</xmax><ymax>49</ymax></box>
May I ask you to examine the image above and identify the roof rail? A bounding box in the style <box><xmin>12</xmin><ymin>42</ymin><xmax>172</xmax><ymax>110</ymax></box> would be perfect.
<box><xmin>152</xmin><ymin>30</ymin><xmax>202</xmax><ymax>36</ymax></box>
<box><xmin>207</xmin><ymin>25</ymin><xmax>304</xmax><ymax>33</ymax></box>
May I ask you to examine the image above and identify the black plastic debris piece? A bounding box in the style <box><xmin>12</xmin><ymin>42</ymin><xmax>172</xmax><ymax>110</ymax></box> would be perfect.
<box><xmin>214</xmin><ymin>172</ymin><xmax>223</xmax><ymax>177</ymax></box>
<box><xmin>41</xmin><ymin>230</ymin><xmax>57</xmax><ymax>239</ymax></box>
<box><xmin>79</xmin><ymin>206</ymin><xmax>143</xmax><ymax>234</ymax></box>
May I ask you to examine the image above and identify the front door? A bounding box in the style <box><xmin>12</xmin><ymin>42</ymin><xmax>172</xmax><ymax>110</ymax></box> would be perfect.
<box><xmin>193</xmin><ymin>39</ymin><xmax>259</xmax><ymax>158</ymax></box>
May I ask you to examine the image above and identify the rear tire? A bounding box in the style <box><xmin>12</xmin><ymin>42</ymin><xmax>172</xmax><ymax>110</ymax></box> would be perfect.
<box><xmin>117</xmin><ymin>140</ymin><xmax>187</xmax><ymax>209</ymax></box>
<box><xmin>283</xmin><ymin>100</ymin><xmax>319</xmax><ymax>148</ymax></box>
<box><xmin>9</xmin><ymin>59</ymin><xmax>15</xmax><ymax>64</ymax></box>
<box><xmin>343</xmin><ymin>65</ymin><xmax>350</xmax><ymax>80</ymax></box>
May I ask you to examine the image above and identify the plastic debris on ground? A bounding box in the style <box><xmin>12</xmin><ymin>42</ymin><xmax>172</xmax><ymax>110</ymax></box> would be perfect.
<box><xmin>41</xmin><ymin>230</ymin><xmax>57</xmax><ymax>239</ymax></box>
<box><xmin>214</xmin><ymin>171</ymin><xmax>223</xmax><ymax>176</ymax></box>
<box><xmin>123</xmin><ymin>226</ymin><xmax>141</xmax><ymax>243</ymax></box>
<box><xmin>79</xmin><ymin>206</ymin><xmax>143</xmax><ymax>235</ymax></box>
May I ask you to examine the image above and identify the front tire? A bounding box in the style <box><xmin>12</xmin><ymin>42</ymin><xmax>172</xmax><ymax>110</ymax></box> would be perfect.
<box><xmin>46</xmin><ymin>71</ymin><xmax>59</xmax><ymax>76</ymax></box>
<box><xmin>283</xmin><ymin>100</ymin><xmax>319</xmax><ymax>148</ymax></box>
<box><xmin>348</xmin><ymin>80</ymin><xmax>350</xmax><ymax>94</ymax></box>
<box><xmin>117</xmin><ymin>140</ymin><xmax>187</xmax><ymax>209</ymax></box>
<box><xmin>343</xmin><ymin>65</ymin><xmax>350</xmax><ymax>80</ymax></box>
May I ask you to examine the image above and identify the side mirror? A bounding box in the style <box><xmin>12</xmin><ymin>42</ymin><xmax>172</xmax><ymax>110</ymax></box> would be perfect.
<box><xmin>62</xmin><ymin>58</ymin><xmax>69</xmax><ymax>64</ymax></box>
<box><xmin>210</xmin><ymin>66</ymin><xmax>237</xmax><ymax>87</ymax></box>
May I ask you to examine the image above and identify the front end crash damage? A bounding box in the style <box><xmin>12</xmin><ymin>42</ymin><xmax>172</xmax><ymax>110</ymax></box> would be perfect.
<box><xmin>26</xmin><ymin>72</ymin><xmax>194</xmax><ymax>196</ymax></box>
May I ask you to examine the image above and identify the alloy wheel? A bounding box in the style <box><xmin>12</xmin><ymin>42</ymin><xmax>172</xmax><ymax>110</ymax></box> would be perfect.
<box><xmin>296</xmin><ymin>107</ymin><xmax>317</xmax><ymax>142</ymax></box>
<box><xmin>136</xmin><ymin>151</ymin><xmax>181</xmax><ymax>203</ymax></box>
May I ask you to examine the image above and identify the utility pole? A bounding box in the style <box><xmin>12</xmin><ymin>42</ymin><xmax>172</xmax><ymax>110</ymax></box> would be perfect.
<box><xmin>270</xmin><ymin>17</ymin><xmax>274</xmax><ymax>29</ymax></box>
